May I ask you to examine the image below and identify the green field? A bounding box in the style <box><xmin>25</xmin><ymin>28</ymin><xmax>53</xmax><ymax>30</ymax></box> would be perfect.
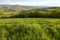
<box><xmin>0</xmin><ymin>18</ymin><xmax>60</xmax><ymax>40</ymax></box>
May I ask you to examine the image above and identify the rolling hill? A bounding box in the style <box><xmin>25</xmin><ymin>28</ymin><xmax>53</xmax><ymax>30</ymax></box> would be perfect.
<box><xmin>0</xmin><ymin>4</ymin><xmax>59</xmax><ymax>12</ymax></box>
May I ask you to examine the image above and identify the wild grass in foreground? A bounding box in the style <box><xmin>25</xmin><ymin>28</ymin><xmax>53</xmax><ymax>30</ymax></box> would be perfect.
<box><xmin>0</xmin><ymin>18</ymin><xmax>60</xmax><ymax>40</ymax></box>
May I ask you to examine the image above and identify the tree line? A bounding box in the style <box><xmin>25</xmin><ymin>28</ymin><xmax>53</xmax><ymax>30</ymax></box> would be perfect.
<box><xmin>0</xmin><ymin>8</ymin><xmax>60</xmax><ymax>18</ymax></box>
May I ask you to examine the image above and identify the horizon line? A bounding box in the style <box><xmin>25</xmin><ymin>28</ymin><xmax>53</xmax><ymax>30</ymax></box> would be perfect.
<box><xmin>0</xmin><ymin>3</ymin><xmax>60</xmax><ymax>7</ymax></box>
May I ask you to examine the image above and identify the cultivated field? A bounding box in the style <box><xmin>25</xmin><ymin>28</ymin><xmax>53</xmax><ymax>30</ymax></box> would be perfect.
<box><xmin>0</xmin><ymin>18</ymin><xmax>60</xmax><ymax>40</ymax></box>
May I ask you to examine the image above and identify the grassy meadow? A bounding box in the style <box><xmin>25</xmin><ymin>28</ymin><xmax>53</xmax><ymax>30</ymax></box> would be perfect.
<box><xmin>0</xmin><ymin>18</ymin><xmax>60</xmax><ymax>40</ymax></box>
<box><xmin>0</xmin><ymin>5</ymin><xmax>60</xmax><ymax>40</ymax></box>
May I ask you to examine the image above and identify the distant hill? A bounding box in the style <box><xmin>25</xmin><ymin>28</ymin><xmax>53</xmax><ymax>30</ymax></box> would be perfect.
<box><xmin>0</xmin><ymin>4</ymin><xmax>60</xmax><ymax>12</ymax></box>
<box><xmin>0</xmin><ymin>4</ymin><xmax>33</xmax><ymax>12</ymax></box>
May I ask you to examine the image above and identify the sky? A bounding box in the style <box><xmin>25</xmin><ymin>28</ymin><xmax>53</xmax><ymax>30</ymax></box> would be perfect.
<box><xmin>0</xmin><ymin>0</ymin><xmax>60</xmax><ymax>6</ymax></box>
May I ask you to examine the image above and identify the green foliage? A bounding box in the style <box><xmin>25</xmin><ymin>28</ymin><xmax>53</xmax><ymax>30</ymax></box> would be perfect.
<box><xmin>10</xmin><ymin>8</ymin><xmax>60</xmax><ymax>18</ymax></box>
<box><xmin>0</xmin><ymin>8</ymin><xmax>60</xmax><ymax>18</ymax></box>
<box><xmin>0</xmin><ymin>18</ymin><xmax>60</xmax><ymax>40</ymax></box>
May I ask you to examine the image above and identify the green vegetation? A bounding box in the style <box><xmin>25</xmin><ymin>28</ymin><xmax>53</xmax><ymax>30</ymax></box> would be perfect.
<box><xmin>0</xmin><ymin>8</ymin><xmax>60</xmax><ymax>18</ymax></box>
<box><xmin>0</xmin><ymin>18</ymin><xmax>60</xmax><ymax>40</ymax></box>
<box><xmin>12</xmin><ymin>8</ymin><xmax>60</xmax><ymax>18</ymax></box>
<box><xmin>0</xmin><ymin>5</ymin><xmax>60</xmax><ymax>40</ymax></box>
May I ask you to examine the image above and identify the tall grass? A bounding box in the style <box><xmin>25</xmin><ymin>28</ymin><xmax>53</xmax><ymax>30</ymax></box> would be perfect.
<box><xmin>0</xmin><ymin>18</ymin><xmax>60</xmax><ymax>40</ymax></box>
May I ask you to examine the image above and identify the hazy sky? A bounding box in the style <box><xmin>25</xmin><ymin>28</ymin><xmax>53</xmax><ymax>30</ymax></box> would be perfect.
<box><xmin>0</xmin><ymin>0</ymin><xmax>60</xmax><ymax>6</ymax></box>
